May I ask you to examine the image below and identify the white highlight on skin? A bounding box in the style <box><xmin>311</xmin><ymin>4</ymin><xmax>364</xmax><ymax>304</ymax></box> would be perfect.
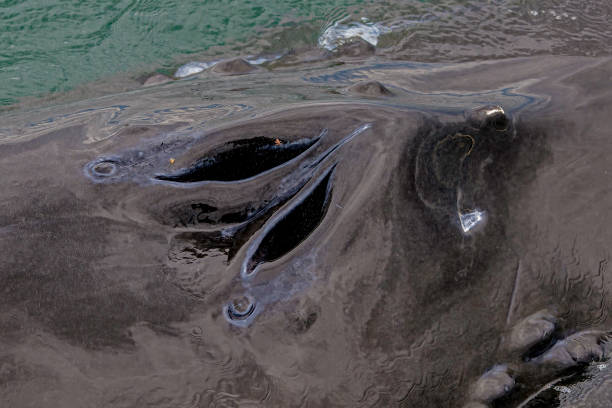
<box><xmin>456</xmin><ymin>188</ymin><xmax>486</xmax><ymax>233</ymax></box>
<box><xmin>485</xmin><ymin>106</ymin><xmax>505</xmax><ymax>116</ymax></box>
<box><xmin>459</xmin><ymin>210</ymin><xmax>485</xmax><ymax>233</ymax></box>
<box><xmin>154</xmin><ymin>129</ymin><xmax>326</xmax><ymax>188</ymax></box>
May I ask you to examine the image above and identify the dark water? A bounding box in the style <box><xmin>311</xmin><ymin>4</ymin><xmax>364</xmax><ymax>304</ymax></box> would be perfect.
<box><xmin>1</xmin><ymin>1</ymin><xmax>612</xmax><ymax>408</ymax></box>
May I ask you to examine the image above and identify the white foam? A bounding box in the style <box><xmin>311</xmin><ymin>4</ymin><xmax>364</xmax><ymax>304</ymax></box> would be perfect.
<box><xmin>174</xmin><ymin>61</ymin><xmax>218</xmax><ymax>78</ymax></box>
<box><xmin>318</xmin><ymin>19</ymin><xmax>390</xmax><ymax>51</ymax></box>
<box><xmin>245</xmin><ymin>54</ymin><xmax>282</xmax><ymax>65</ymax></box>
<box><xmin>174</xmin><ymin>54</ymin><xmax>282</xmax><ymax>78</ymax></box>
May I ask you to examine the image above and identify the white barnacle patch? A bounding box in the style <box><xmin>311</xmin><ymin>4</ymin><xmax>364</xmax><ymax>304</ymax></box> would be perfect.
<box><xmin>459</xmin><ymin>210</ymin><xmax>485</xmax><ymax>233</ymax></box>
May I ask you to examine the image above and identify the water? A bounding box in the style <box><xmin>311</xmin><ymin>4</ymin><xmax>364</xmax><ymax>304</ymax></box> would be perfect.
<box><xmin>3</xmin><ymin>0</ymin><xmax>612</xmax><ymax>107</ymax></box>
<box><xmin>1</xmin><ymin>1</ymin><xmax>612</xmax><ymax>408</ymax></box>
<box><xmin>0</xmin><ymin>0</ymin><xmax>366</xmax><ymax>105</ymax></box>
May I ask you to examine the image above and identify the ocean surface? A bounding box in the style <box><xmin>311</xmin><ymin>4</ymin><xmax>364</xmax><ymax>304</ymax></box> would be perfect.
<box><xmin>1</xmin><ymin>0</ymin><xmax>369</xmax><ymax>106</ymax></box>
<box><xmin>3</xmin><ymin>0</ymin><xmax>612</xmax><ymax>107</ymax></box>
<box><xmin>1</xmin><ymin>1</ymin><xmax>612</xmax><ymax>408</ymax></box>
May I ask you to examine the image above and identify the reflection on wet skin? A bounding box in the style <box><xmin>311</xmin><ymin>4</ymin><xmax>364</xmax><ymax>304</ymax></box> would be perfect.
<box><xmin>170</xmin><ymin>184</ymin><xmax>303</xmax><ymax>229</ymax></box>
<box><xmin>169</xmin><ymin>179</ymin><xmax>308</xmax><ymax>264</ymax></box>
<box><xmin>155</xmin><ymin>133</ymin><xmax>322</xmax><ymax>183</ymax></box>
<box><xmin>242</xmin><ymin>164</ymin><xmax>335</xmax><ymax>279</ymax></box>
<box><xmin>414</xmin><ymin>105</ymin><xmax>511</xmax><ymax>234</ymax></box>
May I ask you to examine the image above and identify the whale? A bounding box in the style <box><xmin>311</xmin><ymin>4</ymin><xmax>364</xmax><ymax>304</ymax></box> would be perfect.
<box><xmin>1</xmin><ymin>55</ymin><xmax>611</xmax><ymax>407</ymax></box>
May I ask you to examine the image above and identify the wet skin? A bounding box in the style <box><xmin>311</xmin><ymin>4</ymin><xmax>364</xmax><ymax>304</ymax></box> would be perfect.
<box><xmin>1</xmin><ymin>56</ymin><xmax>612</xmax><ymax>407</ymax></box>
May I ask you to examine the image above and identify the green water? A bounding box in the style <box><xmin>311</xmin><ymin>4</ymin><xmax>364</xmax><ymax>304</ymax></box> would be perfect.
<box><xmin>0</xmin><ymin>0</ymin><xmax>368</xmax><ymax>106</ymax></box>
<box><xmin>5</xmin><ymin>0</ymin><xmax>606</xmax><ymax>108</ymax></box>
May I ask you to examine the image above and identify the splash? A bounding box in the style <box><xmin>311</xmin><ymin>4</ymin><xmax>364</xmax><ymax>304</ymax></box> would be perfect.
<box><xmin>174</xmin><ymin>55</ymin><xmax>282</xmax><ymax>78</ymax></box>
<box><xmin>174</xmin><ymin>61</ymin><xmax>220</xmax><ymax>78</ymax></box>
<box><xmin>318</xmin><ymin>18</ymin><xmax>390</xmax><ymax>51</ymax></box>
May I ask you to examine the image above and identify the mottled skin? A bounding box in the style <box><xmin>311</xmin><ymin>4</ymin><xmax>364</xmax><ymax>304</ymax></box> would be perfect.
<box><xmin>1</xmin><ymin>56</ymin><xmax>612</xmax><ymax>407</ymax></box>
